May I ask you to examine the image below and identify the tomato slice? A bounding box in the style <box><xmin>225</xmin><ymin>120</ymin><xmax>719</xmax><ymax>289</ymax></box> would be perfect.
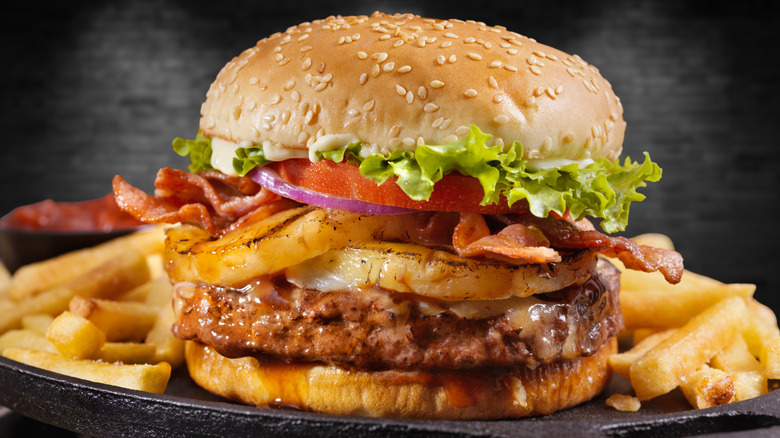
<box><xmin>268</xmin><ymin>159</ymin><xmax>526</xmax><ymax>214</ymax></box>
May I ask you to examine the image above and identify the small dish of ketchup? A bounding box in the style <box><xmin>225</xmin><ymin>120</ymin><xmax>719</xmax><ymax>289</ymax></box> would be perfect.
<box><xmin>0</xmin><ymin>194</ymin><xmax>145</xmax><ymax>273</ymax></box>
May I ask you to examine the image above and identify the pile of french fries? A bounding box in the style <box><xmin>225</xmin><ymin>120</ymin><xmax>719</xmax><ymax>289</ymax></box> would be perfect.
<box><xmin>0</xmin><ymin>225</ymin><xmax>182</xmax><ymax>394</ymax></box>
<box><xmin>605</xmin><ymin>234</ymin><xmax>780</xmax><ymax>411</ymax></box>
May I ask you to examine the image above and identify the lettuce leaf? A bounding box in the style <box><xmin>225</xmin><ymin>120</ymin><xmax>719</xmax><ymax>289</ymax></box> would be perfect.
<box><xmin>173</xmin><ymin>126</ymin><xmax>661</xmax><ymax>233</ymax></box>
<box><xmin>172</xmin><ymin>131</ymin><xmax>214</xmax><ymax>173</ymax></box>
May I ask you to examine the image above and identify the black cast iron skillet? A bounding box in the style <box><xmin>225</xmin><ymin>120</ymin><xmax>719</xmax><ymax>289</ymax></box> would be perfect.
<box><xmin>1</xmin><ymin>356</ymin><xmax>779</xmax><ymax>437</ymax></box>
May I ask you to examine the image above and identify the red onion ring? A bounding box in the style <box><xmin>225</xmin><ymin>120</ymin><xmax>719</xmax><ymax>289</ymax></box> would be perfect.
<box><xmin>248</xmin><ymin>166</ymin><xmax>417</xmax><ymax>215</ymax></box>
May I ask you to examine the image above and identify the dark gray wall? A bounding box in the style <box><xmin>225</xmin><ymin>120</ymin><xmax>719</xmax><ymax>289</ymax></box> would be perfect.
<box><xmin>2</xmin><ymin>1</ymin><xmax>779</xmax><ymax>309</ymax></box>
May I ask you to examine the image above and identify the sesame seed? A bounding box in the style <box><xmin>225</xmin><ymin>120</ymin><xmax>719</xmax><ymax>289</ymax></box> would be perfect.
<box><xmin>322</xmin><ymin>73</ymin><xmax>333</xmax><ymax>83</ymax></box>
<box><xmin>363</xmin><ymin>99</ymin><xmax>375</xmax><ymax>111</ymax></box>
<box><xmin>380</xmin><ymin>34</ymin><xmax>391</xmax><ymax>40</ymax></box>
<box><xmin>555</xmin><ymin>85</ymin><xmax>564</xmax><ymax>94</ymax></box>
<box><xmin>440</xmin><ymin>119</ymin><xmax>452</xmax><ymax>130</ymax></box>
<box><xmin>417</xmin><ymin>38</ymin><xmax>426</xmax><ymax>48</ymax></box>
<box><xmin>436</xmin><ymin>55</ymin><xmax>446</xmax><ymax>65</ymax></box>
<box><xmin>373</xmin><ymin>52</ymin><xmax>389</xmax><ymax>62</ymax></box>
<box><xmin>274</xmin><ymin>46</ymin><xmax>282</xmax><ymax>53</ymax></box>
<box><xmin>545</xmin><ymin>87</ymin><xmax>556</xmax><ymax>99</ymax></box>
<box><xmin>509</xmin><ymin>39</ymin><xmax>522</xmax><ymax>47</ymax></box>
<box><xmin>392</xmin><ymin>39</ymin><xmax>404</xmax><ymax>48</ymax></box>
<box><xmin>406</xmin><ymin>91</ymin><xmax>414</xmax><ymax>104</ymax></box>
<box><xmin>488</xmin><ymin>76</ymin><xmax>498</xmax><ymax>89</ymax></box>
<box><xmin>483</xmin><ymin>42</ymin><xmax>493</xmax><ymax>50</ymax></box>
<box><xmin>464</xmin><ymin>89</ymin><xmax>478</xmax><ymax>98</ymax></box>
<box><xmin>357</xmin><ymin>51</ymin><xmax>368</xmax><ymax>60</ymax></box>
<box><xmin>528</xmin><ymin>55</ymin><xmax>538</xmax><ymax>65</ymax></box>
<box><xmin>432</xmin><ymin>117</ymin><xmax>444</xmax><ymax>128</ymax></box>
<box><xmin>455</xmin><ymin>125</ymin><xmax>470</xmax><ymax>136</ymax></box>
<box><xmin>302</xmin><ymin>58</ymin><xmax>312</xmax><ymax>71</ymax></box>
<box><xmin>424</xmin><ymin>103</ymin><xmax>439</xmax><ymax>112</ymax></box>
<box><xmin>417</xmin><ymin>86</ymin><xmax>428</xmax><ymax>99</ymax></box>
<box><xmin>467</xmin><ymin>52</ymin><xmax>482</xmax><ymax>61</ymax></box>
<box><xmin>443</xmin><ymin>134</ymin><xmax>458</xmax><ymax>143</ymax></box>
<box><xmin>281</xmin><ymin>111</ymin><xmax>291</xmax><ymax>124</ymax></box>
<box><xmin>353</xmin><ymin>33</ymin><xmax>361</xmax><ymax>40</ymax></box>
<box><xmin>299</xmin><ymin>101</ymin><xmax>309</xmax><ymax>113</ymax></box>
<box><xmin>504</xmin><ymin>65</ymin><xmax>518</xmax><ymax>72</ymax></box>
<box><xmin>526</xmin><ymin>96</ymin><xmax>537</xmax><ymax>106</ymax></box>
<box><xmin>464</xmin><ymin>37</ymin><xmax>476</xmax><ymax>43</ymax></box>
<box><xmin>383</xmin><ymin>62</ymin><xmax>395</xmax><ymax>72</ymax></box>
<box><xmin>249</xmin><ymin>77</ymin><xmax>259</xmax><ymax>85</ymax></box>
<box><xmin>371</xmin><ymin>64</ymin><xmax>381</xmax><ymax>77</ymax></box>
<box><xmin>270</xmin><ymin>94</ymin><xmax>281</xmax><ymax>105</ymax></box>
<box><xmin>232</xmin><ymin>107</ymin><xmax>242</xmax><ymax>120</ymax></box>
<box><xmin>390</xmin><ymin>125</ymin><xmax>401</xmax><ymax>137</ymax></box>
<box><xmin>301</xmin><ymin>46</ymin><xmax>313</xmax><ymax>52</ymax></box>
<box><xmin>275</xmin><ymin>53</ymin><xmax>284</xmax><ymax>62</ymax></box>
<box><xmin>489</xmin><ymin>60</ymin><xmax>502</xmax><ymax>68</ymax></box>
<box><xmin>338</xmin><ymin>36</ymin><xmax>346</xmax><ymax>44</ymax></box>
<box><xmin>431</xmin><ymin>80</ymin><xmax>445</xmax><ymax>88</ymax></box>
<box><xmin>441</xmin><ymin>41</ymin><xmax>452</xmax><ymax>48</ymax></box>
<box><xmin>500</xmin><ymin>42</ymin><xmax>511</xmax><ymax>48</ymax></box>
<box><xmin>398</xmin><ymin>65</ymin><xmax>412</xmax><ymax>73</ymax></box>
<box><xmin>298</xmin><ymin>131</ymin><xmax>309</xmax><ymax>144</ymax></box>
<box><xmin>347</xmin><ymin>108</ymin><xmax>360</xmax><ymax>117</ymax></box>
<box><xmin>262</xmin><ymin>114</ymin><xmax>275</xmax><ymax>122</ymax></box>
<box><xmin>445</xmin><ymin>32</ymin><xmax>458</xmax><ymax>38</ymax></box>
<box><xmin>566</xmin><ymin>67</ymin><xmax>577</xmax><ymax>77</ymax></box>
<box><xmin>304</xmin><ymin>110</ymin><xmax>314</xmax><ymax>124</ymax></box>
<box><xmin>493</xmin><ymin>94</ymin><xmax>504</xmax><ymax>103</ymax></box>
<box><xmin>262</xmin><ymin>122</ymin><xmax>272</xmax><ymax>131</ymax></box>
<box><xmin>389</xmin><ymin>138</ymin><xmax>401</xmax><ymax>147</ymax></box>
<box><xmin>493</xmin><ymin>115</ymin><xmax>510</xmax><ymax>124</ymax></box>
<box><xmin>529</xmin><ymin>65</ymin><xmax>542</xmax><ymax>75</ymax></box>
<box><xmin>279</xmin><ymin>58</ymin><xmax>291</xmax><ymax>66</ymax></box>
<box><xmin>359</xmin><ymin>73</ymin><xmax>368</xmax><ymax>85</ymax></box>
<box><xmin>396</xmin><ymin>84</ymin><xmax>407</xmax><ymax>96</ymax></box>
<box><xmin>432</xmin><ymin>23</ymin><xmax>445</xmax><ymax>31</ymax></box>
<box><xmin>314</xmin><ymin>82</ymin><xmax>327</xmax><ymax>92</ymax></box>
<box><xmin>448</xmin><ymin>54</ymin><xmax>457</xmax><ymax>63</ymax></box>
<box><xmin>402</xmin><ymin>137</ymin><xmax>416</xmax><ymax>147</ymax></box>
<box><xmin>417</xmin><ymin>136</ymin><xmax>425</xmax><ymax>146</ymax></box>
<box><xmin>284</xmin><ymin>80</ymin><xmax>296</xmax><ymax>91</ymax></box>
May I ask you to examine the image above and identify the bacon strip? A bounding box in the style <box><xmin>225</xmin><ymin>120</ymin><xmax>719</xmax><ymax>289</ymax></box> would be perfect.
<box><xmin>506</xmin><ymin>213</ymin><xmax>684</xmax><ymax>284</ymax></box>
<box><xmin>452</xmin><ymin>213</ymin><xmax>560</xmax><ymax>263</ymax></box>
<box><xmin>113</xmin><ymin>168</ymin><xmax>282</xmax><ymax>236</ymax></box>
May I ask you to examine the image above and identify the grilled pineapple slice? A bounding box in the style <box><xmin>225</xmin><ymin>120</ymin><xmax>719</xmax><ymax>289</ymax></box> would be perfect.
<box><xmin>285</xmin><ymin>241</ymin><xmax>597</xmax><ymax>301</ymax></box>
<box><xmin>166</xmin><ymin>206</ymin><xmax>389</xmax><ymax>286</ymax></box>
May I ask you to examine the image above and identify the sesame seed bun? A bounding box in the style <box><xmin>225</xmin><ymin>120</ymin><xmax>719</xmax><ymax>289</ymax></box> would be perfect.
<box><xmin>185</xmin><ymin>338</ymin><xmax>616</xmax><ymax>420</ymax></box>
<box><xmin>199</xmin><ymin>12</ymin><xmax>625</xmax><ymax>161</ymax></box>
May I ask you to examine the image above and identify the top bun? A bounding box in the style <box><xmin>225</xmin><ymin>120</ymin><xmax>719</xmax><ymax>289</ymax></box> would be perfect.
<box><xmin>199</xmin><ymin>12</ymin><xmax>625</xmax><ymax>162</ymax></box>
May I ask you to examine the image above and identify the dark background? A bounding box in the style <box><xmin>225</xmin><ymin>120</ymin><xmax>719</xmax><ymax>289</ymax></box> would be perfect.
<box><xmin>1</xmin><ymin>1</ymin><xmax>779</xmax><ymax>310</ymax></box>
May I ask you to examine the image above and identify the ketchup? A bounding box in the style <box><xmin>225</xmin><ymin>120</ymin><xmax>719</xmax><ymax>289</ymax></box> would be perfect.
<box><xmin>0</xmin><ymin>194</ymin><xmax>143</xmax><ymax>232</ymax></box>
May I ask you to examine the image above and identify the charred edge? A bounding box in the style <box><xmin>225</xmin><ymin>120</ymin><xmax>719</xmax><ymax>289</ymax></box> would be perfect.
<box><xmin>244</xmin><ymin>206</ymin><xmax>317</xmax><ymax>248</ymax></box>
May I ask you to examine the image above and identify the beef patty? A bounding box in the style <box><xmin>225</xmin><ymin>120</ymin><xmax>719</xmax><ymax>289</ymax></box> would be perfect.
<box><xmin>172</xmin><ymin>260</ymin><xmax>622</xmax><ymax>371</ymax></box>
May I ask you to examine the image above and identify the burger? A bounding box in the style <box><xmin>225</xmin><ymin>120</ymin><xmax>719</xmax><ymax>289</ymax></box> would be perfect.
<box><xmin>113</xmin><ymin>12</ymin><xmax>683</xmax><ymax>419</ymax></box>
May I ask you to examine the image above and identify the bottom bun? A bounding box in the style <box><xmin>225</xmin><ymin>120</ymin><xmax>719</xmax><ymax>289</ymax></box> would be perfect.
<box><xmin>185</xmin><ymin>338</ymin><xmax>617</xmax><ymax>419</ymax></box>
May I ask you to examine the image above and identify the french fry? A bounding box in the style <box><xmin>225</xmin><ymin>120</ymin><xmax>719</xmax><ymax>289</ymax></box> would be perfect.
<box><xmin>0</xmin><ymin>250</ymin><xmax>150</xmax><ymax>334</ymax></box>
<box><xmin>96</xmin><ymin>342</ymin><xmax>156</xmax><ymax>364</ymax></box>
<box><xmin>145</xmin><ymin>301</ymin><xmax>185</xmax><ymax>368</ymax></box>
<box><xmin>21</xmin><ymin>314</ymin><xmax>55</xmax><ymax>335</ymax></box>
<box><xmin>742</xmin><ymin>300</ymin><xmax>780</xmax><ymax>378</ymax></box>
<box><xmin>711</xmin><ymin>336</ymin><xmax>767</xmax><ymax>401</ymax></box>
<box><xmin>46</xmin><ymin>311</ymin><xmax>106</xmax><ymax>359</ymax></box>
<box><xmin>609</xmin><ymin>329</ymin><xmax>675</xmax><ymax>380</ymax></box>
<box><xmin>620</xmin><ymin>283</ymin><xmax>755</xmax><ymax>331</ymax></box>
<box><xmin>143</xmin><ymin>276</ymin><xmax>174</xmax><ymax>309</ymax></box>
<box><xmin>0</xmin><ymin>329</ymin><xmax>58</xmax><ymax>354</ymax></box>
<box><xmin>629</xmin><ymin>297</ymin><xmax>747</xmax><ymax>400</ymax></box>
<box><xmin>605</xmin><ymin>394</ymin><xmax>641</xmax><ymax>412</ymax></box>
<box><xmin>2</xmin><ymin>348</ymin><xmax>171</xmax><ymax>394</ymax></box>
<box><xmin>679</xmin><ymin>365</ymin><xmax>735</xmax><ymax>409</ymax></box>
<box><xmin>0</xmin><ymin>260</ymin><xmax>10</xmax><ymax>297</ymax></box>
<box><xmin>69</xmin><ymin>296</ymin><xmax>157</xmax><ymax>342</ymax></box>
<box><xmin>629</xmin><ymin>233</ymin><xmax>675</xmax><ymax>250</ymax></box>
<box><xmin>8</xmin><ymin>226</ymin><xmax>164</xmax><ymax>301</ymax></box>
